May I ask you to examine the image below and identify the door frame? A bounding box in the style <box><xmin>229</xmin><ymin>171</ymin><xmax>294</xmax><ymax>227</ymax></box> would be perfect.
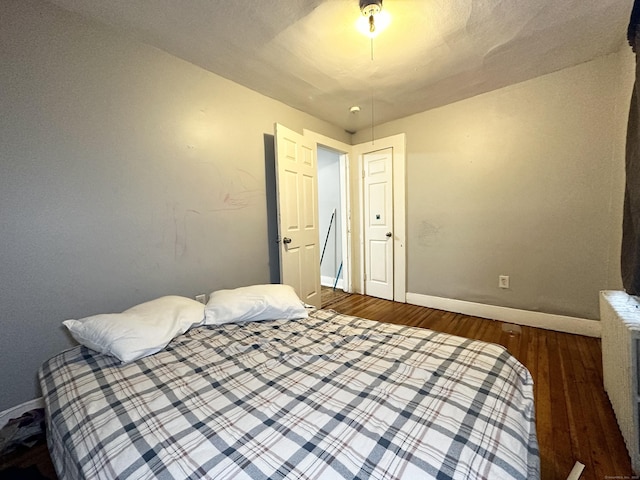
<box><xmin>303</xmin><ymin>130</ymin><xmax>352</xmax><ymax>293</ymax></box>
<box><xmin>352</xmin><ymin>134</ymin><xmax>406</xmax><ymax>303</ymax></box>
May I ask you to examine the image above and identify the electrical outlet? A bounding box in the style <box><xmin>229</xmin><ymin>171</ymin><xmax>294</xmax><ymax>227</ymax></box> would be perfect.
<box><xmin>498</xmin><ymin>275</ymin><xmax>510</xmax><ymax>289</ymax></box>
<box><xmin>195</xmin><ymin>294</ymin><xmax>207</xmax><ymax>304</ymax></box>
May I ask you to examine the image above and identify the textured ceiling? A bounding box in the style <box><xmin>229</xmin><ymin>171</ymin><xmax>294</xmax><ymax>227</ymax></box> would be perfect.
<box><xmin>48</xmin><ymin>0</ymin><xmax>632</xmax><ymax>133</ymax></box>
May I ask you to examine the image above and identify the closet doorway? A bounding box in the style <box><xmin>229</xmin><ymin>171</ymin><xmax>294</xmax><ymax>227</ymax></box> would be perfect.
<box><xmin>318</xmin><ymin>146</ymin><xmax>349</xmax><ymax>292</ymax></box>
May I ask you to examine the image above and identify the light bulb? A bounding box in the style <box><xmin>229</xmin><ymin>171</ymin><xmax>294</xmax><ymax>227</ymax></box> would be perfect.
<box><xmin>356</xmin><ymin>9</ymin><xmax>391</xmax><ymax>38</ymax></box>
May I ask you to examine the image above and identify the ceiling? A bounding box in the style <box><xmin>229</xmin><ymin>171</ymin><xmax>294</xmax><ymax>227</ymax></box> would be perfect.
<box><xmin>48</xmin><ymin>0</ymin><xmax>632</xmax><ymax>133</ymax></box>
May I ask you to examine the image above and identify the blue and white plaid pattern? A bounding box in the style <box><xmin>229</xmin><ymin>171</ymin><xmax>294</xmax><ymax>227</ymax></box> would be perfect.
<box><xmin>40</xmin><ymin>309</ymin><xmax>539</xmax><ymax>479</ymax></box>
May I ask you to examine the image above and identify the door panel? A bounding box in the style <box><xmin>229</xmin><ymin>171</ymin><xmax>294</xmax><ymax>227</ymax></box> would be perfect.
<box><xmin>364</xmin><ymin>148</ymin><xmax>394</xmax><ymax>300</ymax></box>
<box><xmin>368</xmin><ymin>183</ymin><xmax>387</xmax><ymax>224</ymax></box>
<box><xmin>369</xmin><ymin>240</ymin><xmax>388</xmax><ymax>282</ymax></box>
<box><xmin>283</xmin><ymin>170</ymin><xmax>300</xmax><ymax>230</ymax></box>
<box><xmin>302</xmin><ymin>243</ymin><xmax>319</xmax><ymax>300</ymax></box>
<box><xmin>275</xmin><ymin>124</ymin><xmax>321</xmax><ymax>308</ymax></box>
<box><xmin>302</xmin><ymin>174</ymin><xmax>315</xmax><ymax>229</ymax></box>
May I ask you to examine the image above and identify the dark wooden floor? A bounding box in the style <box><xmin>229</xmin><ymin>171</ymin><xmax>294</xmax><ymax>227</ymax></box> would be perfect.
<box><xmin>322</xmin><ymin>288</ymin><xmax>635</xmax><ymax>480</ymax></box>
<box><xmin>1</xmin><ymin>289</ymin><xmax>634</xmax><ymax>479</ymax></box>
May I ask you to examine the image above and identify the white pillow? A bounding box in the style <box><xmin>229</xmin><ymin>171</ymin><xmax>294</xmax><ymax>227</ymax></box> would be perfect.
<box><xmin>63</xmin><ymin>295</ymin><xmax>205</xmax><ymax>363</ymax></box>
<box><xmin>204</xmin><ymin>284</ymin><xmax>308</xmax><ymax>325</ymax></box>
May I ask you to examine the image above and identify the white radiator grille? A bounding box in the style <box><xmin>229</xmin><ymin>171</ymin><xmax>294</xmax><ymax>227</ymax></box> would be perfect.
<box><xmin>600</xmin><ymin>290</ymin><xmax>640</xmax><ymax>473</ymax></box>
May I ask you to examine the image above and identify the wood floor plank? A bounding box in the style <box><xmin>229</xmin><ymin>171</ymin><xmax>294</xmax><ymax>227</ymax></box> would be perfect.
<box><xmin>536</xmin><ymin>333</ymin><xmax>556</xmax><ymax>479</ymax></box>
<box><xmin>547</xmin><ymin>332</ymin><xmax>576</xmax><ymax>479</ymax></box>
<box><xmin>517</xmin><ymin>325</ymin><xmax>531</xmax><ymax>366</ymax></box>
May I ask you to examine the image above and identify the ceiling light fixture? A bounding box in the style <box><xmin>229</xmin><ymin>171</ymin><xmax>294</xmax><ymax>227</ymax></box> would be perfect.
<box><xmin>357</xmin><ymin>0</ymin><xmax>390</xmax><ymax>38</ymax></box>
<box><xmin>360</xmin><ymin>0</ymin><xmax>381</xmax><ymax>33</ymax></box>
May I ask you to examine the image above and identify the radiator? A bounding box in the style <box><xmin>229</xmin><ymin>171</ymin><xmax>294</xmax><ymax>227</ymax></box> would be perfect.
<box><xmin>600</xmin><ymin>290</ymin><xmax>640</xmax><ymax>473</ymax></box>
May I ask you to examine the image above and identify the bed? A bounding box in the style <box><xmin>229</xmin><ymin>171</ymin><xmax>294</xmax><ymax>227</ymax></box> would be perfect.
<box><xmin>39</xmin><ymin>294</ymin><xmax>539</xmax><ymax>479</ymax></box>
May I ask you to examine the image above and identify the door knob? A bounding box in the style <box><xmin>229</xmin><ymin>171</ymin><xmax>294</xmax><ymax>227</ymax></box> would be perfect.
<box><xmin>283</xmin><ymin>237</ymin><xmax>292</xmax><ymax>244</ymax></box>
<box><xmin>386</xmin><ymin>232</ymin><xmax>392</xmax><ymax>238</ymax></box>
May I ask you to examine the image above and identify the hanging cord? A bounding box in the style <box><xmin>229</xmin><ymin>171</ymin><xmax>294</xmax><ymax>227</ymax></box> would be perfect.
<box><xmin>371</xmin><ymin>93</ymin><xmax>375</xmax><ymax>144</ymax></box>
<box><xmin>370</xmin><ymin>36</ymin><xmax>375</xmax><ymax>144</ymax></box>
<box><xmin>370</xmin><ymin>35</ymin><xmax>374</xmax><ymax>61</ymax></box>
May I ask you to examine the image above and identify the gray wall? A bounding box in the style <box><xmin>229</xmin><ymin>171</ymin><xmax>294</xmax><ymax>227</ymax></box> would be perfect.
<box><xmin>0</xmin><ymin>0</ymin><xmax>349</xmax><ymax>411</ymax></box>
<box><xmin>354</xmin><ymin>50</ymin><xmax>633</xmax><ymax>320</ymax></box>
<box><xmin>318</xmin><ymin>148</ymin><xmax>342</xmax><ymax>285</ymax></box>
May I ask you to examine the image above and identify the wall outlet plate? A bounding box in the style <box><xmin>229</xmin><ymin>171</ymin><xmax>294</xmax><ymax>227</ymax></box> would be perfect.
<box><xmin>498</xmin><ymin>275</ymin><xmax>510</xmax><ymax>289</ymax></box>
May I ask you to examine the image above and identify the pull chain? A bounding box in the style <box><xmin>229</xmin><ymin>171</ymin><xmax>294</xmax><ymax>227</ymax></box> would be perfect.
<box><xmin>371</xmin><ymin>93</ymin><xmax>375</xmax><ymax>144</ymax></box>
<box><xmin>370</xmin><ymin>37</ymin><xmax>375</xmax><ymax>144</ymax></box>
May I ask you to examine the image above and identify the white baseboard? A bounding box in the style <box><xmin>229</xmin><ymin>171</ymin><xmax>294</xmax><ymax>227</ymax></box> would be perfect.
<box><xmin>0</xmin><ymin>397</ymin><xmax>44</xmax><ymax>430</ymax></box>
<box><xmin>406</xmin><ymin>292</ymin><xmax>601</xmax><ymax>338</ymax></box>
<box><xmin>321</xmin><ymin>275</ymin><xmax>344</xmax><ymax>290</ymax></box>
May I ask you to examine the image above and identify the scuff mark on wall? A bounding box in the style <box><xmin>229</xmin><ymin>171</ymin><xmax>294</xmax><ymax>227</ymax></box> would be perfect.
<box><xmin>173</xmin><ymin>205</ymin><xmax>201</xmax><ymax>259</ymax></box>
<box><xmin>417</xmin><ymin>221</ymin><xmax>441</xmax><ymax>247</ymax></box>
<box><xmin>210</xmin><ymin>167</ymin><xmax>264</xmax><ymax>211</ymax></box>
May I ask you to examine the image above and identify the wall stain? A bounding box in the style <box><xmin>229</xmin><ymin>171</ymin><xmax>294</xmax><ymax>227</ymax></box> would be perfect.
<box><xmin>209</xmin><ymin>167</ymin><xmax>263</xmax><ymax>212</ymax></box>
<box><xmin>417</xmin><ymin>221</ymin><xmax>441</xmax><ymax>247</ymax></box>
<box><xmin>173</xmin><ymin>206</ymin><xmax>201</xmax><ymax>259</ymax></box>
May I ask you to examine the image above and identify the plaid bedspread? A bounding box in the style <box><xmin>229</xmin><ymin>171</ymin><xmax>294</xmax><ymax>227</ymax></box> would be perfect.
<box><xmin>39</xmin><ymin>309</ymin><xmax>539</xmax><ymax>479</ymax></box>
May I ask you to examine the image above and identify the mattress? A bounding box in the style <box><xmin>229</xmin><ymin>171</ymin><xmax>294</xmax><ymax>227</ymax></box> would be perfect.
<box><xmin>39</xmin><ymin>309</ymin><xmax>539</xmax><ymax>479</ymax></box>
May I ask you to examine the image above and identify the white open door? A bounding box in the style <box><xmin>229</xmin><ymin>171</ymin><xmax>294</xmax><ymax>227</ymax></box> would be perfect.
<box><xmin>363</xmin><ymin>148</ymin><xmax>394</xmax><ymax>300</ymax></box>
<box><xmin>274</xmin><ymin>124</ymin><xmax>321</xmax><ymax>307</ymax></box>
